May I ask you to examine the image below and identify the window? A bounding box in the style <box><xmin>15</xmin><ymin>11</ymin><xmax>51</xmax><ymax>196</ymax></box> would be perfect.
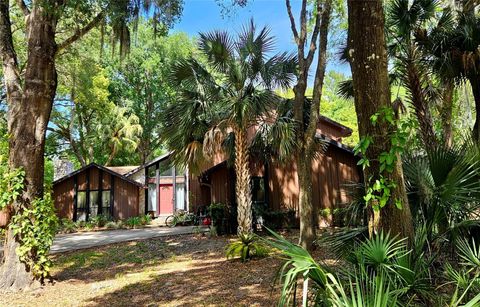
<box><xmin>76</xmin><ymin>190</ymin><xmax>112</xmax><ymax>221</ymax></box>
<box><xmin>251</xmin><ymin>177</ymin><xmax>265</xmax><ymax>204</ymax></box>
<box><xmin>101</xmin><ymin>191</ymin><xmax>111</xmax><ymax>217</ymax></box>
<box><xmin>89</xmin><ymin>191</ymin><xmax>99</xmax><ymax>218</ymax></box>
<box><xmin>76</xmin><ymin>191</ymin><xmax>87</xmax><ymax>221</ymax></box>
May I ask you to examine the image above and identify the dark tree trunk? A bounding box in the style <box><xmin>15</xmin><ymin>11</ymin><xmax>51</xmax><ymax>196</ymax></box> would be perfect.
<box><xmin>347</xmin><ymin>0</ymin><xmax>414</xmax><ymax>240</ymax></box>
<box><xmin>405</xmin><ymin>60</ymin><xmax>437</xmax><ymax>151</ymax></box>
<box><xmin>440</xmin><ymin>80</ymin><xmax>454</xmax><ymax>148</ymax></box>
<box><xmin>0</xmin><ymin>0</ymin><xmax>58</xmax><ymax>290</ymax></box>
<box><xmin>469</xmin><ymin>76</ymin><xmax>480</xmax><ymax>142</ymax></box>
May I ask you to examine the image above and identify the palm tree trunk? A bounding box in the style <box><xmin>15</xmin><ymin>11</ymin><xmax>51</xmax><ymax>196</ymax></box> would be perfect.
<box><xmin>441</xmin><ymin>80</ymin><xmax>454</xmax><ymax>148</ymax></box>
<box><xmin>234</xmin><ymin>128</ymin><xmax>253</xmax><ymax>234</ymax></box>
<box><xmin>406</xmin><ymin>60</ymin><xmax>437</xmax><ymax>152</ymax></box>
<box><xmin>348</xmin><ymin>0</ymin><xmax>414</xmax><ymax>241</ymax></box>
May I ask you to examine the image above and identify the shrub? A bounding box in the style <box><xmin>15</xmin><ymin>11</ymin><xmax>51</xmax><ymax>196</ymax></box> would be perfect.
<box><xmin>261</xmin><ymin>209</ymin><xmax>296</xmax><ymax>229</ymax></box>
<box><xmin>59</xmin><ymin>218</ymin><xmax>77</xmax><ymax>233</ymax></box>
<box><xmin>126</xmin><ymin>216</ymin><xmax>141</xmax><ymax>229</ymax></box>
<box><xmin>105</xmin><ymin>221</ymin><xmax>117</xmax><ymax>229</ymax></box>
<box><xmin>225</xmin><ymin>232</ymin><xmax>269</xmax><ymax>262</ymax></box>
<box><xmin>75</xmin><ymin>220</ymin><xmax>86</xmax><ymax>228</ymax></box>
<box><xmin>90</xmin><ymin>214</ymin><xmax>110</xmax><ymax>228</ymax></box>
<box><xmin>208</xmin><ymin>203</ymin><xmax>230</xmax><ymax>234</ymax></box>
<box><xmin>84</xmin><ymin>221</ymin><xmax>95</xmax><ymax>230</ymax></box>
<box><xmin>139</xmin><ymin>214</ymin><xmax>152</xmax><ymax>226</ymax></box>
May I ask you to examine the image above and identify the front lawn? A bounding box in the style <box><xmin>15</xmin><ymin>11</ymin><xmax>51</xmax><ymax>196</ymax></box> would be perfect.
<box><xmin>2</xmin><ymin>232</ymin><xmax>325</xmax><ymax>306</ymax></box>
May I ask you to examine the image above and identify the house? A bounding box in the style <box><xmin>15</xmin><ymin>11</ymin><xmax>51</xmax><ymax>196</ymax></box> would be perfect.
<box><xmin>52</xmin><ymin>115</ymin><xmax>361</xmax><ymax>226</ymax></box>
<box><xmin>123</xmin><ymin>116</ymin><xmax>362</xmax><ymax>226</ymax></box>
<box><xmin>53</xmin><ymin>163</ymin><xmax>143</xmax><ymax>222</ymax></box>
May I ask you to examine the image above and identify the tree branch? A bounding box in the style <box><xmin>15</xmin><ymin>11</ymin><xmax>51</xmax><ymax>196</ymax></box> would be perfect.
<box><xmin>0</xmin><ymin>0</ymin><xmax>22</xmax><ymax>99</ymax></box>
<box><xmin>56</xmin><ymin>11</ymin><xmax>104</xmax><ymax>54</ymax></box>
<box><xmin>286</xmin><ymin>0</ymin><xmax>299</xmax><ymax>42</ymax></box>
<box><xmin>306</xmin><ymin>0</ymin><xmax>332</xmax><ymax>142</ymax></box>
<box><xmin>15</xmin><ymin>0</ymin><xmax>29</xmax><ymax>16</ymax></box>
<box><xmin>305</xmin><ymin>0</ymin><xmax>322</xmax><ymax>68</ymax></box>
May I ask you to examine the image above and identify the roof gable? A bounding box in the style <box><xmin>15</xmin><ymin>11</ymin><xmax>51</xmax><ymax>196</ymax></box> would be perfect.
<box><xmin>53</xmin><ymin>163</ymin><xmax>144</xmax><ymax>187</ymax></box>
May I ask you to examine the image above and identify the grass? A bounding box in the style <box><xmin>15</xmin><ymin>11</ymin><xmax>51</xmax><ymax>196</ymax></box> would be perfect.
<box><xmin>1</xmin><ymin>232</ymin><xmax>320</xmax><ymax>307</ymax></box>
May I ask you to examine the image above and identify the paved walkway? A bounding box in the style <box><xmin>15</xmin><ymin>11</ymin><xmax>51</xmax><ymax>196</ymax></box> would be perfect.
<box><xmin>50</xmin><ymin>226</ymin><xmax>206</xmax><ymax>254</ymax></box>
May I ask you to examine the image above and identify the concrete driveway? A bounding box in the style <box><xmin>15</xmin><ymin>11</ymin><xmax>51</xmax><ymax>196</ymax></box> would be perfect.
<box><xmin>50</xmin><ymin>226</ymin><xmax>207</xmax><ymax>254</ymax></box>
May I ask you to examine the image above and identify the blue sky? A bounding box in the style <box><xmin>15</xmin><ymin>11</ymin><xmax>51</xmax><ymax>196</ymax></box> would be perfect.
<box><xmin>171</xmin><ymin>0</ymin><xmax>350</xmax><ymax>76</ymax></box>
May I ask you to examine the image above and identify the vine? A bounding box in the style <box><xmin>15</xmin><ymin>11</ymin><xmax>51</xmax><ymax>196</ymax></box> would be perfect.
<box><xmin>10</xmin><ymin>194</ymin><xmax>58</xmax><ymax>279</ymax></box>
<box><xmin>1</xmin><ymin>156</ymin><xmax>58</xmax><ymax>279</ymax></box>
<box><xmin>354</xmin><ymin>107</ymin><xmax>413</xmax><ymax>211</ymax></box>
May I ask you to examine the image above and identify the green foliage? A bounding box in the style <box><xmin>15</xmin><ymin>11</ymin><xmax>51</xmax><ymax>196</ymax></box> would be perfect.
<box><xmin>125</xmin><ymin>216</ymin><xmax>141</xmax><ymax>229</ymax></box>
<box><xmin>139</xmin><ymin>214</ymin><xmax>152</xmax><ymax>226</ymax></box>
<box><xmin>105</xmin><ymin>221</ymin><xmax>118</xmax><ymax>229</ymax></box>
<box><xmin>90</xmin><ymin>214</ymin><xmax>110</xmax><ymax>228</ymax></box>
<box><xmin>58</xmin><ymin>218</ymin><xmax>78</xmax><ymax>234</ymax></box>
<box><xmin>0</xmin><ymin>167</ymin><xmax>25</xmax><ymax>210</ymax></box>
<box><xmin>208</xmin><ymin>203</ymin><xmax>231</xmax><ymax>234</ymax></box>
<box><xmin>225</xmin><ymin>232</ymin><xmax>269</xmax><ymax>262</ymax></box>
<box><xmin>354</xmin><ymin>107</ymin><xmax>414</xmax><ymax>211</ymax></box>
<box><xmin>403</xmin><ymin>141</ymin><xmax>480</xmax><ymax>243</ymax></box>
<box><xmin>10</xmin><ymin>194</ymin><xmax>59</xmax><ymax>279</ymax></box>
<box><xmin>208</xmin><ymin>203</ymin><xmax>228</xmax><ymax>226</ymax></box>
<box><xmin>161</xmin><ymin>21</ymin><xmax>296</xmax><ymax>172</ymax></box>
<box><xmin>321</xmin><ymin>71</ymin><xmax>359</xmax><ymax>146</ymax></box>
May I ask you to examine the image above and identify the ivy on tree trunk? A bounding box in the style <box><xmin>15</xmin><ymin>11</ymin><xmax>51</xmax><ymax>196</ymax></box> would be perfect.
<box><xmin>347</xmin><ymin>0</ymin><xmax>414</xmax><ymax>241</ymax></box>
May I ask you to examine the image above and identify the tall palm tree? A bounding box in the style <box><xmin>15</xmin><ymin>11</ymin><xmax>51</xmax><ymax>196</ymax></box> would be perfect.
<box><xmin>386</xmin><ymin>0</ymin><xmax>440</xmax><ymax>152</ymax></box>
<box><xmin>416</xmin><ymin>3</ymin><xmax>480</xmax><ymax>142</ymax></box>
<box><xmin>161</xmin><ymin>21</ymin><xmax>296</xmax><ymax>234</ymax></box>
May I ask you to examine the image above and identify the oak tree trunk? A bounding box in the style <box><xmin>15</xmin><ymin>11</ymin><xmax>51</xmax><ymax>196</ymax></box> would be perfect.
<box><xmin>348</xmin><ymin>0</ymin><xmax>414</xmax><ymax>240</ymax></box>
<box><xmin>234</xmin><ymin>128</ymin><xmax>253</xmax><ymax>234</ymax></box>
<box><xmin>0</xmin><ymin>0</ymin><xmax>58</xmax><ymax>290</ymax></box>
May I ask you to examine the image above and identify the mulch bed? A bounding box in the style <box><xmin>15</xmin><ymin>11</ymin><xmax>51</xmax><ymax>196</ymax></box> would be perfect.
<box><xmin>1</xmin><ymin>231</ymin><xmax>332</xmax><ymax>307</ymax></box>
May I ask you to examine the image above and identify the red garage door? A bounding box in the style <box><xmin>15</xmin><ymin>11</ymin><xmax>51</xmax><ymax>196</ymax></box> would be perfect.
<box><xmin>158</xmin><ymin>184</ymin><xmax>174</xmax><ymax>215</ymax></box>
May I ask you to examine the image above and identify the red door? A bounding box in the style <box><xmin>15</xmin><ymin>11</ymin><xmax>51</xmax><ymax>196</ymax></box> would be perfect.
<box><xmin>158</xmin><ymin>184</ymin><xmax>174</xmax><ymax>215</ymax></box>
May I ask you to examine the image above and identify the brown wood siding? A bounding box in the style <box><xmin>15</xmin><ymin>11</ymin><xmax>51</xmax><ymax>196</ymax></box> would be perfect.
<box><xmin>268</xmin><ymin>159</ymin><xmax>299</xmax><ymax>212</ymax></box>
<box><xmin>54</xmin><ymin>165</ymin><xmax>140</xmax><ymax>221</ymax></box>
<box><xmin>210</xmin><ymin>166</ymin><xmax>231</xmax><ymax>205</ymax></box>
<box><xmin>53</xmin><ymin>177</ymin><xmax>75</xmax><ymax>219</ymax></box>
<box><xmin>113</xmin><ymin>179</ymin><xmax>139</xmax><ymax>220</ymax></box>
<box><xmin>267</xmin><ymin>144</ymin><xmax>360</xmax><ymax>224</ymax></box>
<box><xmin>77</xmin><ymin>171</ymin><xmax>87</xmax><ymax>190</ymax></box>
<box><xmin>102</xmin><ymin>172</ymin><xmax>111</xmax><ymax>190</ymax></box>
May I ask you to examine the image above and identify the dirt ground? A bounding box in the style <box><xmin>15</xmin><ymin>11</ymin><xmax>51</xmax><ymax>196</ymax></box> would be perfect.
<box><xmin>1</xmin><ymin>231</ymin><xmax>328</xmax><ymax>307</ymax></box>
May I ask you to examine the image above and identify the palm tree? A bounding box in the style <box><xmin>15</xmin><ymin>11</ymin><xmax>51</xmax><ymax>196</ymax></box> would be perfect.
<box><xmin>386</xmin><ymin>0</ymin><xmax>440</xmax><ymax>152</ymax></box>
<box><xmin>102</xmin><ymin>107</ymin><xmax>143</xmax><ymax>166</ymax></box>
<box><xmin>161</xmin><ymin>21</ymin><xmax>296</xmax><ymax>234</ymax></box>
<box><xmin>416</xmin><ymin>4</ymin><xmax>480</xmax><ymax>142</ymax></box>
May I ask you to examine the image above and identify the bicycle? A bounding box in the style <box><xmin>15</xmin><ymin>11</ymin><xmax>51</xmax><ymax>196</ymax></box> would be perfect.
<box><xmin>165</xmin><ymin>209</ymin><xmax>196</xmax><ymax>227</ymax></box>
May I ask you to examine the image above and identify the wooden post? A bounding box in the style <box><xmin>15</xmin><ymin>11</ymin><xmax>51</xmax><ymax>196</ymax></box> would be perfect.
<box><xmin>172</xmin><ymin>166</ymin><xmax>177</xmax><ymax>212</ymax></box>
<box><xmin>98</xmin><ymin>169</ymin><xmax>103</xmax><ymax>215</ymax></box>
<box><xmin>73</xmin><ymin>175</ymin><xmax>78</xmax><ymax>222</ymax></box>
<box><xmin>86</xmin><ymin>167</ymin><xmax>90</xmax><ymax>221</ymax></box>
<box><xmin>110</xmin><ymin>174</ymin><xmax>114</xmax><ymax>218</ymax></box>
<box><xmin>185</xmin><ymin>167</ymin><xmax>189</xmax><ymax>212</ymax></box>
<box><xmin>264</xmin><ymin>161</ymin><xmax>269</xmax><ymax>206</ymax></box>
<box><xmin>145</xmin><ymin>166</ymin><xmax>149</xmax><ymax>215</ymax></box>
<box><xmin>155</xmin><ymin>162</ymin><xmax>159</xmax><ymax>216</ymax></box>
